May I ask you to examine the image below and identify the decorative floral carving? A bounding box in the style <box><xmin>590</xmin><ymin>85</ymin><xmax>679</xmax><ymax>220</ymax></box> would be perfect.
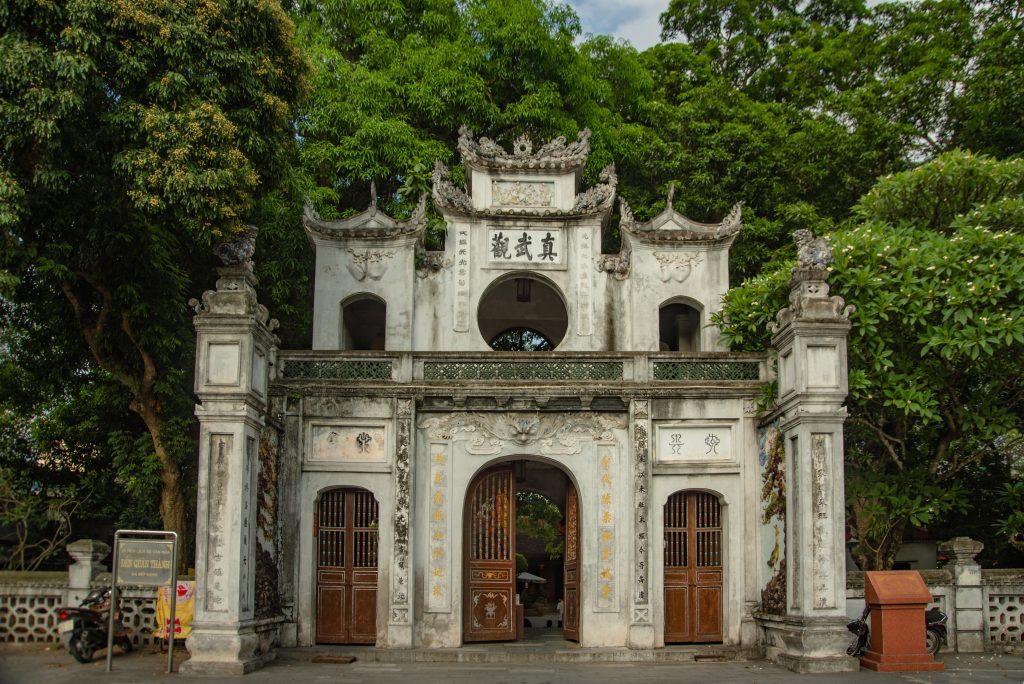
<box><xmin>346</xmin><ymin>248</ymin><xmax>395</xmax><ymax>282</ymax></box>
<box><xmin>654</xmin><ymin>252</ymin><xmax>702</xmax><ymax>283</ymax></box>
<box><xmin>391</xmin><ymin>405</ymin><xmax>412</xmax><ymax>623</ymax></box>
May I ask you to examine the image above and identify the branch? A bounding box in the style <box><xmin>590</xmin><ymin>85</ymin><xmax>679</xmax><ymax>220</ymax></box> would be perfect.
<box><xmin>848</xmin><ymin>415</ymin><xmax>905</xmax><ymax>469</ymax></box>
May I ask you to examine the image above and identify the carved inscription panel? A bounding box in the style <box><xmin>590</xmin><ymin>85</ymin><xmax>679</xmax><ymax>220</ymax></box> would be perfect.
<box><xmin>655</xmin><ymin>423</ymin><xmax>734</xmax><ymax>463</ymax></box>
<box><xmin>308</xmin><ymin>423</ymin><xmax>387</xmax><ymax>462</ymax></box>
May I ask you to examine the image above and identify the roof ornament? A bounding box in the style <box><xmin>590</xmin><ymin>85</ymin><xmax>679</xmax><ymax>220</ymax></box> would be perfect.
<box><xmin>431</xmin><ymin>160</ymin><xmax>474</xmax><ymax>213</ymax></box>
<box><xmin>667</xmin><ymin>182</ymin><xmax>675</xmax><ymax>209</ymax></box>
<box><xmin>714</xmin><ymin>202</ymin><xmax>743</xmax><ymax>238</ymax></box>
<box><xmin>793</xmin><ymin>228</ymin><xmax>833</xmax><ymax>269</ymax></box>
<box><xmin>368</xmin><ymin>180</ymin><xmax>378</xmax><ymax>217</ymax></box>
<box><xmin>572</xmin><ymin>164</ymin><xmax>617</xmax><ymax>213</ymax></box>
<box><xmin>213</xmin><ymin>225</ymin><xmax>258</xmax><ymax>267</ymax></box>
<box><xmin>457</xmin><ymin>126</ymin><xmax>591</xmax><ymax>170</ymax></box>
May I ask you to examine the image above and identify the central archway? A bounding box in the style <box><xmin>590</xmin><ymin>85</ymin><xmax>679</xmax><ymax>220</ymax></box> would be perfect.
<box><xmin>463</xmin><ymin>459</ymin><xmax>580</xmax><ymax>643</ymax></box>
<box><xmin>477</xmin><ymin>274</ymin><xmax>568</xmax><ymax>351</ymax></box>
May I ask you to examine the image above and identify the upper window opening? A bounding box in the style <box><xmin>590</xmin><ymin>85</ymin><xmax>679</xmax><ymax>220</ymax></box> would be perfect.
<box><xmin>478</xmin><ymin>275</ymin><xmax>568</xmax><ymax>351</ymax></box>
<box><xmin>490</xmin><ymin>328</ymin><xmax>554</xmax><ymax>352</ymax></box>
<box><xmin>659</xmin><ymin>302</ymin><xmax>701</xmax><ymax>352</ymax></box>
<box><xmin>341</xmin><ymin>296</ymin><xmax>386</xmax><ymax>350</ymax></box>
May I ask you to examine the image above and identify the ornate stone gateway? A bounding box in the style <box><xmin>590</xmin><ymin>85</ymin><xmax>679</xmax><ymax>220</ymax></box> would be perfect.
<box><xmin>315</xmin><ymin>488</ymin><xmax>379</xmax><ymax>644</ymax></box>
<box><xmin>464</xmin><ymin>467</ymin><xmax>516</xmax><ymax>641</ymax></box>
<box><xmin>664</xmin><ymin>491</ymin><xmax>723</xmax><ymax>643</ymax></box>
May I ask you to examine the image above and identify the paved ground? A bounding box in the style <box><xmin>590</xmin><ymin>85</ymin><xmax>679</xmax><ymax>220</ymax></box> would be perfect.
<box><xmin>0</xmin><ymin>644</ymin><xmax>1021</xmax><ymax>684</ymax></box>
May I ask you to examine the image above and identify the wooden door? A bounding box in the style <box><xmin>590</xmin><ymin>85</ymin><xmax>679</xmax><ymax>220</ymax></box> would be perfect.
<box><xmin>464</xmin><ymin>467</ymin><xmax>516</xmax><ymax>642</ymax></box>
<box><xmin>315</xmin><ymin>488</ymin><xmax>379</xmax><ymax>644</ymax></box>
<box><xmin>563</xmin><ymin>481</ymin><xmax>580</xmax><ymax>641</ymax></box>
<box><xmin>664</xmin><ymin>491</ymin><xmax>723</xmax><ymax>643</ymax></box>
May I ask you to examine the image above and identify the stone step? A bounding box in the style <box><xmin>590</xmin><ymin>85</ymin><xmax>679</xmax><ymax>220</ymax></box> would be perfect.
<box><xmin>288</xmin><ymin>644</ymin><xmax>757</xmax><ymax>665</ymax></box>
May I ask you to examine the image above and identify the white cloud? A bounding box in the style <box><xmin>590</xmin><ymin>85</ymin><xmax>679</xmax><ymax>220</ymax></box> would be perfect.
<box><xmin>565</xmin><ymin>0</ymin><xmax>667</xmax><ymax>51</ymax></box>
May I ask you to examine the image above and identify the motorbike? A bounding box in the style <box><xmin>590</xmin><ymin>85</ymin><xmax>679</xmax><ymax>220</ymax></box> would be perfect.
<box><xmin>56</xmin><ymin>588</ymin><xmax>132</xmax><ymax>663</ymax></box>
<box><xmin>846</xmin><ymin>605</ymin><xmax>948</xmax><ymax>657</ymax></box>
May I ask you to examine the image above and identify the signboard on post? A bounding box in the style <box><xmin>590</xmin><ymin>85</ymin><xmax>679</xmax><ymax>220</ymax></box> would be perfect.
<box><xmin>108</xmin><ymin>530</ymin><xmax>178</xmax><ymax>674</ymax></box>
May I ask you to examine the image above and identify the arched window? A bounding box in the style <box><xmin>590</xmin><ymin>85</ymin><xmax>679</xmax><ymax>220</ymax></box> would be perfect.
<box><xmin>659</xmin><ymin>301</ymin><xmax>702</xmax><ymax>352</ymax></box>
<box><xmin>340</xmin><ymin>295</ymin><xmax>386</xmax><ymax>350</ymax></box>
<box><xmin>477</xmin><ymin>275</ymin><xmax>568</xmax><ymax>351</ymax></box>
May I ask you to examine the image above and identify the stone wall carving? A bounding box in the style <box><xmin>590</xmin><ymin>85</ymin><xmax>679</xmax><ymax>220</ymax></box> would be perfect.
<box><xmin>255</xmin><ymin>428</ymin><xmax>281</xmax><ymax>619</ymax></box>
<box><xmin>631</xmin><ymin>399</ymin><xmax>651</xmax><ymax>620</ymax></box>
<box><xmin>572</xmin><ymin>164</ymin><xmax>617</xmax><ymax>214</ymax></box>
<box><xmin>491</xmin><ymin>180</ymin><xmax>554</xmax><ymax>207</ymax></box>
<box><xmin>418</xmin><ymin>412</ymin><xmax>624</xmax><ymax>455</ymax></box>
<box><xmin>346</xmin><ymin>248</ymin><xmax>395</xmax><ymax>282</ymax></box>
<box><xmin>811</xmin><ymin>433</ymin><xmax>835</xmax><ymax>609</ymax></box>
<box><xmin>653</xmin><ymin>252</ymin><xmax>702</xmax><ymax>283</ymax></box>
<box><xmin>205</xmin><ymin>434</ymin><xmax>231</xmax><ymax>612</ymax></box>
<box><xmin>391</xmin><ymin>399</ymin><xmax>413</xmax><ymax>624</ymax></box>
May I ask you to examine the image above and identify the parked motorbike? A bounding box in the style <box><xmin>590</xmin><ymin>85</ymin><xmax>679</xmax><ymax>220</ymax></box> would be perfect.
<box><xmin>846</xmin><ymin>605</ymin><xmax>948</xmax><ymax>657</ymax></box>
<box><xmin>57</xmin><ymin>588</ymin><xmax>132</xmax><ymax>663</ymax></box>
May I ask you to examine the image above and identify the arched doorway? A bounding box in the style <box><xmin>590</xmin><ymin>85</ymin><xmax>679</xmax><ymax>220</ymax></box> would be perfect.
<box><xmin>315</xmin><ymin>487</ymin><xmax>379</xmax><ymax>644</ymax></box>
<box><xmin>659</xmin><ymin>300</ymin><xmax>702</xmax><ymax>352</ymax></box>
<box><xmin>663</xmin><ymin>490</ymin><xmax>723</xmax><ymax>643</ymax></box>
<box><xmin>341</xmin><ymin>294</ymin><xmax>386</xmax><ymax>350</ymax></box>
<box><xmin>463</xmin><ymin>461</ymin><xmax>580</xmax><ymax>642</ymax></box>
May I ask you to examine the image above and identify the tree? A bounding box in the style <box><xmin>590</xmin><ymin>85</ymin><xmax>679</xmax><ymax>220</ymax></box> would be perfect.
<box><xmin>715</xmin><ymin>151</ymin><xmax>1024</xmax><ymax>569</ymax></box>
<box><xmin>0</xmin><ymin>0</ymin><xmax>305</xmax><ymax>568</ymax></box>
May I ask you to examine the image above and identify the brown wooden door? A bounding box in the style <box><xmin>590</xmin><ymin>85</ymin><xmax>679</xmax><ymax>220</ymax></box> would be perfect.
<box><xmin>664</xmin><ymin>491</ymin><xmax>723</xmax><ymax>643</ymax></box>
<box><xmin>315</xmin><ymin>488</ymin><xmax>379</xmax><ymax>644</ymax></box>
<box><xmin>464</xmin><ymin>467</ymin><xmax>516</xmax><ymax>642</ymax></box>
<box><xmin>563</xmin><ymin>481</ymin><xmax>580</xmax><ymax>641</ymax></box>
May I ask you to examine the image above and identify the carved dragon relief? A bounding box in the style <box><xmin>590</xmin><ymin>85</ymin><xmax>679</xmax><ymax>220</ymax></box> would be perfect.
<box><xmin>418</xmin><ymin>413</ymin><xmax>626</xmax><ymax>456</ymax></box>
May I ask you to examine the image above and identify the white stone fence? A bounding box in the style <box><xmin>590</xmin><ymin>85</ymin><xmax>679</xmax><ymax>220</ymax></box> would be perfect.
<box><xmin>0</xmin><ymin>540</ymin><xmax>163</xmax><ymax>647</ymax></box>
<box><xmin>846</xmin><ymin>538</ymin><xmax>1024</xmax><ymax>654</ymax></box>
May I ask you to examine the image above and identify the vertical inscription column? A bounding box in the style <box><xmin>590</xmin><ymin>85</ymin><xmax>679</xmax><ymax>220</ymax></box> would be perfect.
<box><xmin>426</xmin><ymin>442</ymin><xmax>452</xmax><ymax>612</ymax></box>
<box><xmin>453</xmin><ymin>226</ymin><xmax>471</xmax><ymax>332</ymax></box>
<box><xmin>576</xmin><ymin>229</ymin><xmax>593</xmax><ymax>336</ymax></box>
<box><xmin>628</xmin><ymin>399</ymin><xmax>655</xmax><ymax>648</ymax></box>
<box><xmin>388</xmin><ymin>398</ymin><xmax>415</xmax><ymax>647</ymax></box>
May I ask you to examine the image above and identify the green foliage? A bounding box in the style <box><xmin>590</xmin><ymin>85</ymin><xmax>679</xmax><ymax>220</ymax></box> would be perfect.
<box><xmin>719</xmin><ymin>151</ymin><xmax>1024</xmax><ymax>569</ymax></box>
<box><xmin>0</xmin><ymin>0</ymin><xmax>306</xmax><ymax>561</ymax></box>
<box><xmin>516</xmin><ymin>490</ymin><xmax>564</xmax><ymax>559</ymax></box>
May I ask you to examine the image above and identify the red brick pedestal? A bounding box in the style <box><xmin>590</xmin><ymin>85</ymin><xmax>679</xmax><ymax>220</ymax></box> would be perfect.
<box><xmin>860</xmin><ymin>571</ymin><xmax>943</xmax><ymax>672</ymax></box>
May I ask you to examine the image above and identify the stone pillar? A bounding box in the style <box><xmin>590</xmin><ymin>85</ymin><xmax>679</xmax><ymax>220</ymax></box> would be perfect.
<box><xmin>182</xmin><ymin>261</ymin><xmax>279</xmax><ymax>675</ymax></box>
<box><xmin>386</xmin><ymin>397</ymin><xmax>415</xmax><ymax>647</ymax></box>
<box><xmin>66</xmin><ymin>539</ymin><xmax>110</xmax><ymax>604</ymax></box>
<box><xmin>627</xmin><ymin>398</ymin><xmax>654</xmax><ymax>648</ymax></box>
<box><xmin>939</xmin><ymin>537</ymin><xmax>985</xmax><ymax>652</ymax></box>
<box><xmin>761</xmin><ymin>231</ymin><xmax>857</xmax><ymax>673</ymax></box>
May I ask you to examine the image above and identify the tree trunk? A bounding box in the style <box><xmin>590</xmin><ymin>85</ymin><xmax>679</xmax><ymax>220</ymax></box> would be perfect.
<box><xmin>132</xmin><ymin>393</ymin><xmax>189</xmax><ymax>575</ymax></box>
<box><xmin>850</xmin><ymin>515</ymin><xmax>907</xmax><ymax>571</ymax></box>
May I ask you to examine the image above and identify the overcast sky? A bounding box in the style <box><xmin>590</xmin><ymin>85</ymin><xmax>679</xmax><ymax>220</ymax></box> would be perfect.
<box><xmin>565</xmin><ymin>0</ymin><xmax>667</xmax><ymax>50</ymax></box>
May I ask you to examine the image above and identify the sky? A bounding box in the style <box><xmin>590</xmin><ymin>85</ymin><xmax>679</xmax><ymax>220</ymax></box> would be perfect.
<box><xmin>565</xmin><ymin>0</ymin><xmax>667</xmax><ymax>51</ymax></box>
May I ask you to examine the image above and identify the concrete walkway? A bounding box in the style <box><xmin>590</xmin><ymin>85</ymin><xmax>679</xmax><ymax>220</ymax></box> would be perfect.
<box><xmin>1</xmin><ymin>642</ymin><xmax>1021</xmax><ymax>684</ymax></box>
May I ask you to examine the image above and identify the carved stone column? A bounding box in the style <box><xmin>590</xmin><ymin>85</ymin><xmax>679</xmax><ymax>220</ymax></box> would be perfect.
<box><xmin>183</xmin><ymin>263</ymin><xmax>280</xmax><ymax>675</ymax></box>
<box><xmin>387</xmin><ymin>397</ymin><xmax>415</xmax><ymax>647</ymax></box>
<box><xmin>759</xmin><ymin>232</ymin><xmax>857</xmax><ymax>673</ymax></box>
<box><xmin>627</xmin><ymin>398</ymin><xmax>655</xmax><ymax>648</ymax></box>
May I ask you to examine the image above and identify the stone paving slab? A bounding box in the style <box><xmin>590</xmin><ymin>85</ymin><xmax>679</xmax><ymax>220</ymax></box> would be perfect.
<box><xmin>1</xmin><ymin>643</ymin><xmax>1022</xmax><ymax>684</ymax></box>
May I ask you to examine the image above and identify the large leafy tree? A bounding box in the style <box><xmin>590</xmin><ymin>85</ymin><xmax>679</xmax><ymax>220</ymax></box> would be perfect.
<box><xmin>715</xmin><ymin>151</ymin><xmax>1024</xmax><ymax>569</ymax></box>
<box><xmin>0</xmin><ymin>0</ymin><xmax>305</xmax><ymax>566</ymax></box>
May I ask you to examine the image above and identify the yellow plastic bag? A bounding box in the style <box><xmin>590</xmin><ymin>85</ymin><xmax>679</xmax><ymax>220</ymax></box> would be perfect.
<box><xmin>153</xmin><ymin>581</ymin><xmax>195</xmax><ymax>641</ymax></box>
